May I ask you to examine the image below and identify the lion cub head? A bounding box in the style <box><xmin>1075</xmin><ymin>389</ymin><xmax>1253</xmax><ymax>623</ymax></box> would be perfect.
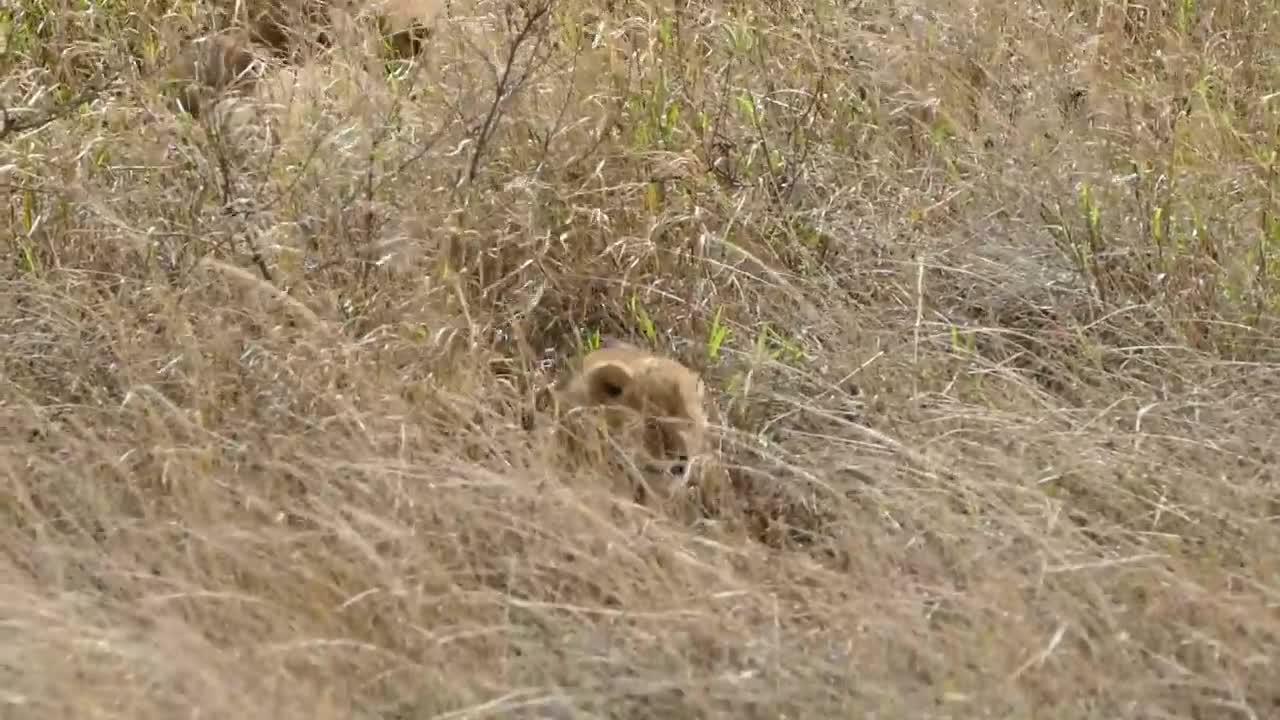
<box><xmin>554</xmin><ymin>338</ymin><xmax>709</xmax><ymax>498</ymax></box>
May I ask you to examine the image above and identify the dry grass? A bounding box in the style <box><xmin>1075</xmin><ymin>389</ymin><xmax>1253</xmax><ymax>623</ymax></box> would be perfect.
<box><xmin>3</xmin><ymin>0</ymin><xmax>1280</xmax><ymax>717</ymax></box>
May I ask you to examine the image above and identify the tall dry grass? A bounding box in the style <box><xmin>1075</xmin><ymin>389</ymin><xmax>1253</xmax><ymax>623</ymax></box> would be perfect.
<box><xmin>3</xmin><ymin>0</ymin><xmax>1279</xmax><ymax>717</ymax></box>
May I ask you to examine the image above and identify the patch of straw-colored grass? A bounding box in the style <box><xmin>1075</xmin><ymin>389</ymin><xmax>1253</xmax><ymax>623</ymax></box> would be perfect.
<box><xmin>3</xmin><ymin>0</ymin><xmax>1279</xmax><ymax>717</ymax></box>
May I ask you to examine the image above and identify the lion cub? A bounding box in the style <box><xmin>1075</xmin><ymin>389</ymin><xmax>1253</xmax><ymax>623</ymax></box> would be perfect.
<box><xmin>552</xmin><ymin>338</ymin><xmax>709</xmax><ymax>501</ymax></box>
<box><xmin>164</xmin><ymin>31</ymin><xmax>259</xmax><ymax>118</ymax></box>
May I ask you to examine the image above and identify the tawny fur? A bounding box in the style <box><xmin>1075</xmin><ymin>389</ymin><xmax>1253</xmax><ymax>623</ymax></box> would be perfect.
<box><xmin>552</xmin><ymin>339</ymin><xmax>709</xmax><ymax>503</ymax></box>
<box><xmin>241</xmin><ymin>0</ymin><xmax>442</xmax><ymax>60</ymax></box>
<box><xmin>165</xmin><ymin>31</ymin><xmax>258</xmax><ymax>117</ymax></box>
<box><xmin>164</xmin><ymin>0</ymin><xmax>445</xmax><ymax>116</ymax></box>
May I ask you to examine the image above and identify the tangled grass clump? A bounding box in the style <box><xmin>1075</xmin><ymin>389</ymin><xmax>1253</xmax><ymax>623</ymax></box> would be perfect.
<box><xmin>3</xmin><ymin>0</ymin><xmax>1280</xmax><ymax>717</ymax></box>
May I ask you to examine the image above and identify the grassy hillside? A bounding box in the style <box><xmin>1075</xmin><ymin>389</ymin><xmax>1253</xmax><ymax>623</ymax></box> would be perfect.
<box><xmin>3</xmin><ymin>0</ymin><xmax>1279</xmax><ymax>717</ymax></box>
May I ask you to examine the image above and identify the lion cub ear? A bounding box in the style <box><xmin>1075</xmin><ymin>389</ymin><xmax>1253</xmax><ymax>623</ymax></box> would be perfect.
<box><xmin>585</xmin><ymin>362</ymin><xmax>633</xmax><ymax>404</ymax></box>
